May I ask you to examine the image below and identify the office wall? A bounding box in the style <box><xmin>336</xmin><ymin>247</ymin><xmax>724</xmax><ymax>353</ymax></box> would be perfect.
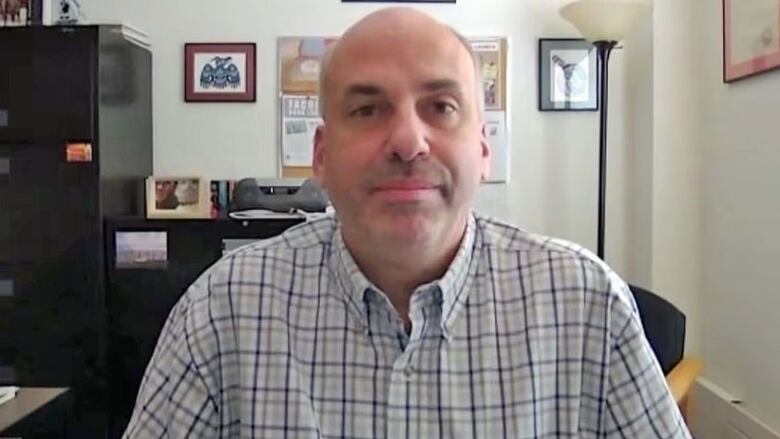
<box><xmin>80</xmin><ymin>0</ymin><xmax>640</xmax><ymax>278</ymax></box>
<box><xmin>692</xmin><ymin>0</ymin><xmax>780</xmax><ymax>433</ymax></box>
<box><xmin>651</xmin><ymin>0</ymin><xmax>703</xmax><ymax>356</ymax></box>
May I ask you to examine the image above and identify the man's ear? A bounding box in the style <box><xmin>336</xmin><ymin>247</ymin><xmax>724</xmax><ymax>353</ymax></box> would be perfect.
<box><xmin>479</xmin><ymin>122</ymin><xmax>492</xmax><ymax>182</ymax></box>
<box><xmin>312</xmin><ymin>124</ymin><xmax>327</xmax><ymax>187</ymax></box>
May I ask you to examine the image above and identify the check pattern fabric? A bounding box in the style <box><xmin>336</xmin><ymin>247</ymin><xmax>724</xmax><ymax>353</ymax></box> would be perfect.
<box><xmin>124</xmin><ymin>211</ymin><xmax>691</xmax><ymax>438</ymax></box>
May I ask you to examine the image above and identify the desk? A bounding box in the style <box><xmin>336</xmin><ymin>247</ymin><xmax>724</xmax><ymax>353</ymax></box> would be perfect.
<box><xmin>0</xmin><ymin>387</ymin><xmax>70</xmax><ymax>436</ymax></box>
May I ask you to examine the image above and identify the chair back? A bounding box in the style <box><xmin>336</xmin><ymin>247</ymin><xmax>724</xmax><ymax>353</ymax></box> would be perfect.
<box><xmin>629</xmin><ymin>284</ymin><xmax>686</xmax><ymax>375</ymax></box>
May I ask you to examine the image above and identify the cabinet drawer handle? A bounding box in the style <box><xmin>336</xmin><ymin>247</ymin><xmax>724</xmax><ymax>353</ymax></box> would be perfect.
<box><xmin>0</xmin><ymin>279</ymin><xmax>13</xmax><ymax>297</ymax></box>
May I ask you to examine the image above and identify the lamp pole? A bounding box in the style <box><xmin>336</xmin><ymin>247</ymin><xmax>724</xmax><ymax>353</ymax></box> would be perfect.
<box><xmin>594</xmin><ymin>40</ymin><xmax>617</xmax><ymax>260</ymax></box>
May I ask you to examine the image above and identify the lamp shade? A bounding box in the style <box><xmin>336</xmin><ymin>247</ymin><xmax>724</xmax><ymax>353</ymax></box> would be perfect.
<box><xmin>560</xmin><ymin>0</ymin><xmax>652</xmax><ymax>43</ymax></box>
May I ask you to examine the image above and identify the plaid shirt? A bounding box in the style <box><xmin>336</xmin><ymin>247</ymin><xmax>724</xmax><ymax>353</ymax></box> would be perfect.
<box><xmin>124</xmin><ymin>211</ymin><xmax>690</xmax><ymax>438</ymax></box>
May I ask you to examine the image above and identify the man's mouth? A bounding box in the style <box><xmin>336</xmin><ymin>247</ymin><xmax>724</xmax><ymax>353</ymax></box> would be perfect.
<box><xmin>372</xmin><ymin>178</ymin><xmax>441</xmax><ymax>202</ymax></box>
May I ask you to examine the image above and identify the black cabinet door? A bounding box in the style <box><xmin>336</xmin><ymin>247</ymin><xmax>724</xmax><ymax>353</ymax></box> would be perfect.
<box><xmin>0</xmin><ymin>142</ymin><xmax>98</xmax><ymax>264</ymax></box>
<box><xmin>0</xmin><ymin>142</ymin><xmax>100</xmax><ymax>387</ymax></box>
<box><xmin>0</xmin><ymin>27</ymin><xmax>95</xmax><ymax>141</ymax></box>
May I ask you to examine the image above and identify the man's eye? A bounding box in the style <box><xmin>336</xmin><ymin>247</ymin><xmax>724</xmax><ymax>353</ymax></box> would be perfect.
<box><xmin>349</xmin><ymin>105</ymin><xmax>378</xmax><ymax>117</ymax></box>
<box><xmin>431</xmin><ymin>101</ymin><xmax>457</xmax><ymax>115</ymax></box>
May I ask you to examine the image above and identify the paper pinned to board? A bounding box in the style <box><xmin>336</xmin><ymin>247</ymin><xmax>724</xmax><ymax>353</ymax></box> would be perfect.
<box><xmin>281</xmin><ymin>95</ymin><xmax>322</xmax><ymax>167</ymax></box>
<box><xmin>485</xmin><ymin>111</ymin><xmax>509</xmax><ymax>183</ymax></box>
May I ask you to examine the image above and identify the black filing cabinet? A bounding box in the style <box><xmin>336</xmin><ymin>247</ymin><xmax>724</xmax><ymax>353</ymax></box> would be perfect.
<box><xmin>104</xmin><ymin>217</ymin><xmax>303</xmax><ymax>437</ymax></box>
<box><xmin>0</xmin><ymin>25</ymin><xmax>152</xmax><ymax>435</ymax></box>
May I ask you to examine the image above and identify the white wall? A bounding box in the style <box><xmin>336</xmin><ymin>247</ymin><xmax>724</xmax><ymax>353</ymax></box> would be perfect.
<box><xmin>81</xmin><ymin>0</ymin><xmax>638</xmax><ymax>277</ymax></box>
<box><xmin>650</xmin><ymin>0</ymin><xmax>703</xmax><ymax>355</ymax></box>
<box><xmin>624</xmin><ymin>18</ymin><xmax>654</xmax><ymax>290</ymax></box>
<box><xmin>693</xmin><ymin>0</ymin><xmax>780</xmax><ymax>432</ymax></box>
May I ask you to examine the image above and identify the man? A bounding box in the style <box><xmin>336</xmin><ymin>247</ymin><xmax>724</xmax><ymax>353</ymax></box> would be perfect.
<box><xmin>125</xmin><ymin>7</ymin><xmax>690</xmax><ymax>438</ymax></box>
<box><xmin>154</xmin><ymin>180</ymin><xmax>179</xmax><ymax>210</ymax></box>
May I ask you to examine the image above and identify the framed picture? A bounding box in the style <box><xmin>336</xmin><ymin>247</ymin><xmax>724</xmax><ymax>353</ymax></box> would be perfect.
<box><xmin>0</xmin><ymin>0</ymin><xmax>31</xmax><ymax>26</ymax></box>
<box><xmin>723</xmin><ymin>0</ymin><xmax>780</xmax><ymax>82</ymax></box>
<box><xmin>184</xmin><ymin>43</ymin><xmax>256</xmax><ymax>102</ymax></box>
<box><xmin>538</xmin><ymin>39</ymin><xmax>598</xmax><ymax>111</ymax></box>
<box><xmin>114</xmin><ymin>231</ymin><xmax>168</xmax><ymax>269</ymax></box>
<box><xmin>146</xmin><ymin>176</ymin><xmax>210</xmax><ymax>219</ymax></box>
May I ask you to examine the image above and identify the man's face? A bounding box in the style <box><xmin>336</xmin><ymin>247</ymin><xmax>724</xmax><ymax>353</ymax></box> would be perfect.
<box><xmin>314</xmin><ymin>23</ymin><xmax>490</xmax><ymax>247</ymax></box>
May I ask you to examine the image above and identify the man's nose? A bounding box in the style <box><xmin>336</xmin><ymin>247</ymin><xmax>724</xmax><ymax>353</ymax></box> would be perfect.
<box><xmin>385</xmin><ymin>105</ymin><xmax>430</xmax><ymax>162</ymax></box>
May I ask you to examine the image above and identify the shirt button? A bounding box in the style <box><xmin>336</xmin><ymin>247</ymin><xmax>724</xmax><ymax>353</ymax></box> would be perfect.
<box><xmin>404</xmin><ymin>365</ymin><xmax>415</xmax><ymax>378</ymax></box>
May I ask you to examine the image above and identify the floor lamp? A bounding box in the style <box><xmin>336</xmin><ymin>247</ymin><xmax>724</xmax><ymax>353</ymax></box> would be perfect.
<box><xmin>560</xmin><ymin>0</ymin><xmax>652</xmax><ymax>260</ymax></box>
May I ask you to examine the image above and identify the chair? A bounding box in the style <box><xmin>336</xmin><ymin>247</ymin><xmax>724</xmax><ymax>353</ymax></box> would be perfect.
<box><xmin>629</xmin><ymin>284</ymin><xmax>703</xmax><ymax>421</ymax></box>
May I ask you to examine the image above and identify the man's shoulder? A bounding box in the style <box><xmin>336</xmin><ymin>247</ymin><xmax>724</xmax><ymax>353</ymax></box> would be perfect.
<box><xmin>228</xmin><ymin>214</ymin><xmax>338</xmax><ymax>257</ymax></box>
<box><xmin>474</xmin><ymin>211</ymin><xmax>599</xmax><ymax>265</ymax></box>
<box><xmin>473</xmin><ymin>211</ymin><xmax>635</xmax><ymax>323</ymax></box>
<box><xmin>177</xmin><ymin>215</ymin><xmax>339</xmax><ymax>325</ymax></box>
<box><xmin>185</xmin><ymin>215</ymin><xmax>337</xmax><ymax>298</ymax></box>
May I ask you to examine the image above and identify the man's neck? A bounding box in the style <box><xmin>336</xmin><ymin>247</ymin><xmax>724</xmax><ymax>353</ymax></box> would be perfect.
<box><xmin>341</xmin><ymin>215</ymin><xmax>468</xmax><ymax>325</ymax></box>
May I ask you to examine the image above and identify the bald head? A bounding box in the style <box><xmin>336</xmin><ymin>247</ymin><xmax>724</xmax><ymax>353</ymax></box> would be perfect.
<box><xmin>318</xmin><ymin>7</ymin><xmax>484</xmax><ymax>118</ymax></box>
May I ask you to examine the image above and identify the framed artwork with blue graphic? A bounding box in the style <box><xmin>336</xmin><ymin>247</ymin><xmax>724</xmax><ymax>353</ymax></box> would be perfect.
<box><xmin>185</xmin><ymin>43</ymin><xmax>256</xmax><ymax>102</ymax></box>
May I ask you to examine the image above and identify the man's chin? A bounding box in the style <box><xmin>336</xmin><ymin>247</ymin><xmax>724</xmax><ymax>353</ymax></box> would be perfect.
<box><xmin>373</xmin><ymin>215</ymin><xmax>440</xmax><ymax>247</ymax></box>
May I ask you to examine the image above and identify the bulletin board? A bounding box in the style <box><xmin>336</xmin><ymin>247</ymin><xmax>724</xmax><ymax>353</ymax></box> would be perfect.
<box><xmin>470</xmin><ymin>37</ymin><xmax>509</xmax><ymax>183</ymax></box>
<box><xmin>278</xmin><ymin>36</ymin><xmax>338</xmax><ymax>178</ymax></box>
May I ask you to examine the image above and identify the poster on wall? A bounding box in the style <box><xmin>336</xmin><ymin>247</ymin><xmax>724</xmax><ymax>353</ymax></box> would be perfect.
<box><xmin>469</xmin><ymin>38</ymin><xmax>507</xmax><ymax>111</ymax></box>
<box><xmin>281</xmin><ymin>95</ymin><xmax>321</xmax><ymax>167</ymax></box>
<box><xmin>723</xmin><ymin>0</ymin><xmax>780</xmax><ymax>82</ymax></box>
<box><xmin>278</xmin><ymin>37</ymin><xmax>338</xmax><ymax>95</ymax></box>
<box><xmin>485</xmin><ymin>111</ymin><xmax>509</xmax><ymax>183</ymax></box>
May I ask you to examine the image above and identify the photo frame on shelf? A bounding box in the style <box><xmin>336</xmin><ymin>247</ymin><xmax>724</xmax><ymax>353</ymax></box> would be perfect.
<box><xmin>0</xmin><ymin>0</ymin><xmax>31</xmax><ymax>26</ymax></box>
<box><xmin>538</xmin><ymin>38</ymin><xmax>598</xmax><ymax>111</ymax></box>
<box><xmin>146</xmin><ymin>176</ymin><xmax>210</xmax><ymax>219</ymax></box>
<box><xmin>723</xmin><ymin>0</ymin><xmax>780</xmax><ymax>82</ymax></box>
<box><xmin>184</xmin><ymin>43</ymin><xmax>256</xmax><ymax>102</ymax></box>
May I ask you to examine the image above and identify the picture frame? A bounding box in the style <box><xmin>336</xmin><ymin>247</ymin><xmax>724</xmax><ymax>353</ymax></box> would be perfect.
<box><xmin>0</xmin><ymin>0</ymin><xmax>31</xmax><ymax>26</ymax></box>
<box><xmin>146</xmin><ymin>176</ymin><xmax>210</xmax><ymax>219</ymax></box>
<box><xmin>538</xmin><ymin>38</ymin><xmax>598</xmax><ymax>112</ymax></box>
<box><xmin>723</xmin><ymin>0</ymin><xmax>780</xmax><ymax>82</ymax></box>
<box><xmin>184</xmin><ymin>43</ymin><xmax>256</xmax><ymax>102</ymax></box>
<box><xmin>114</xmin><ymin>231</ymin><xmax>168</xmax><ymax>269</ymax></box>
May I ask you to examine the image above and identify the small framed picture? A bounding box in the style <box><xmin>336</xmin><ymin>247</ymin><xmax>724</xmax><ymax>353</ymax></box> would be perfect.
<box><xmin>184</xmin><ymin>43</ymin><xmax>256</xmax><ymax>102</ymax></box>
<box><xmin>538</xmin><ymin>39</ymin><xmax>598</xmax><ymax>111</ymax></box>
<box><xmin>723</xmin><ymin>0</ymin><xmax>780</xmax><ymax>82</ymax></box>
<box><xmin>0</xmin><ymin>0</ymin><xmax>31</xmax><ymax>26</ymax></box>
<box><xmin>146</xmin><ymin>176</ymin><xmax>210</xmax><ymax>219</ymax></box>
<box><xmin>115</xmin><ymin>231</ymin><xmax>168</xmax><ymax>269</ymax></box>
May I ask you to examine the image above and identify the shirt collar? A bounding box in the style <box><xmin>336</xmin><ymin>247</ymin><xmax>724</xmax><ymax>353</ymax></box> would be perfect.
<box><xmin>330</xmin><ymin>212</ymin><xmax>479</xmax><ymax>338</ymax></box>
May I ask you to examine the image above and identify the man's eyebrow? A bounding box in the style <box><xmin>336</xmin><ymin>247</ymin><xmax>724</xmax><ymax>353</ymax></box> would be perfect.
<box><xmin>343</xmin><ymin>84</ymin><xmax>384</xmax><ymax>98</ymax></box>
<box><xmin>421</xmin><ymin>79</ymin><xmax>464</xmax><ymax>95</ymax></box>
